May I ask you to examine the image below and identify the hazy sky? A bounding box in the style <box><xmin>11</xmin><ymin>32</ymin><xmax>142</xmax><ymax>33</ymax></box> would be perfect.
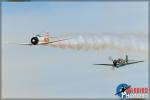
<box><xmin>2</xmin><ymin>1</ymin><xmax>148</xmax><ymax>98</ymax></box>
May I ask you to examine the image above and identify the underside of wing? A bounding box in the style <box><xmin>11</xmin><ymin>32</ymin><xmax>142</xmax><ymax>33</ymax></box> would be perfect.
<box><xmin>48</xmin><ymin>38</ymin><xmax>71</xmax><ymax>43</ymax></box>
<box><xmin>93</xmin><ymin>64</ymin><xmax>114</xmax><ymax>66</ymax></box>
<box><xmin>126</xmin><ymin>61</ymin><xmax>144</xmax><ymax>65</ymax></box>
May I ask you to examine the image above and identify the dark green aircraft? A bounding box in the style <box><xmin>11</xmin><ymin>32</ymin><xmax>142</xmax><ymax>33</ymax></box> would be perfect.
<box><xmin>94</xmin><ymin>55</ymin><xmax>144</xmax><ymax>69</ymax></box>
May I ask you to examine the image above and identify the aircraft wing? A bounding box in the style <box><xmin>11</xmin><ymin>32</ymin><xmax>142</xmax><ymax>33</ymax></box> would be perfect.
<box><xmin>10</xmin><ymin>38</ymin><xmax>71</xmax><ymax>46</ymax></box>
<box><xmin>48</xmin><ymin>38</ymin><xmax>71</xmax><ymax>43</ymax></box>
<box><xmin>93</xmin><ymin>64</ymin><xmax>114</xmax><ymax>66</ymax></box>
<box><xmin>9</xmin><ymin>42</ymin><xmax>32</xmax><ymax>45</ymax></box>
<box><xmin>126</xmin><ymin>61</ymin><xmax>144</xmax><ymax>65</ymax></box>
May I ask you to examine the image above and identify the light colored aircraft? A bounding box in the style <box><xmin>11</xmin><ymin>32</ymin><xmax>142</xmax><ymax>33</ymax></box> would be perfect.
<box><xmin>17</xmin><ymin>32</ymin><xmax>71</xmax><ymax>46</ymax></box>
<box><xmin>93</xmin><ymin>55</ymin><xmax>144</xmax><ymax>69</ymax></box>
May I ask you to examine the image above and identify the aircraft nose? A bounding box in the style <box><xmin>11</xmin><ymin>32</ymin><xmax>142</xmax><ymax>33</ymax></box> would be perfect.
<box><xmin>32</xmin><ymin>39</ymin><xmax>35</xmax><ymax>42</ymax></box>
<box><xmin>31</xmin><ymin>37</ymin><xmax>39</xmax><ymax>45</ymax></box>
<box><xmin>113</xmin><ymin>60</ymin><xmax>117</xmax><ymax>66</ymax></box>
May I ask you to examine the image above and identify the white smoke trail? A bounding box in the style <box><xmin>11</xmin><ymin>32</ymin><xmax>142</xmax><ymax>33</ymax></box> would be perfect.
<box><xmin>50</xmin><ymin>33</ymin><xmax>148</xmax><ymax>53</ymax></box>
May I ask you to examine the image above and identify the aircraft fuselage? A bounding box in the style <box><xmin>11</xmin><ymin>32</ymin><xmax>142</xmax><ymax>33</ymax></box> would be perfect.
<box><xmin>113</xmin><ymin>58</ymin><xmax>127</xmax><ymax>68</ymax></box>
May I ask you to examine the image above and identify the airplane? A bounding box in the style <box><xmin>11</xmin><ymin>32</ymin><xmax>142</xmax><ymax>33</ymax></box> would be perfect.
<box><xmin>93</xmin><ymin>55</ymin><xmax>144</xmax><ymax>69</ymax></box>
<box><xmin>16</xmin><ymin>32</ymin><xmax>71</xmax><ymax>46</ymax></box>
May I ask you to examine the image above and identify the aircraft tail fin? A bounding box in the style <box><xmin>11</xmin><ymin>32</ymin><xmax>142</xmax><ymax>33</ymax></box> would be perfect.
<box><xmin>126</xmin><ymin>55</ymin><xmax>128</xmax><ymax>63</ymax></box>
<box><xmin>44</xmin><ymin>32</ymin><xmax>49</xmax><ymax>42</ymax></box>
<box><xmin>44</xmin><ymin>32</ymin><xmax>49</xmax><ymax>38</ymax></box>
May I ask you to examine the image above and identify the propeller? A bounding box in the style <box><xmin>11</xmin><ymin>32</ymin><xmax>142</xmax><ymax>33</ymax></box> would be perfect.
<box><xmin>109</xmin><ymin>57</ymin><xmax>117</xmax><ymax>70</ymax></box>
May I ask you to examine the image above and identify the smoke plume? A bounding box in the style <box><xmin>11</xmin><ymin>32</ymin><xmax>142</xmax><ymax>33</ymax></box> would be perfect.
<box><xmin>50</xmin><ymin>33</ymin><xmax>147</xmax><ymax>53</ymax></box>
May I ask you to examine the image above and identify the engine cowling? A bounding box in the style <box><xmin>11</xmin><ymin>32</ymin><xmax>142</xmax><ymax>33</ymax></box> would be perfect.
<box><xmin>31</xmin><ymin>37</ymin><xmax>39</xmax><ymax>45</ymax></box>
<box><xmin>113</xmin><ymin>60</ymin><xmax>117</xmax><ymax>66</ymax></box>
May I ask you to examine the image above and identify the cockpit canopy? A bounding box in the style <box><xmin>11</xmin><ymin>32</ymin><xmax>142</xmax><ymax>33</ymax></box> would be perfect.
<box><xmin>35</xmin><ymin>34</ymin><xmax>42</xmax><ymax>37</ymax></box>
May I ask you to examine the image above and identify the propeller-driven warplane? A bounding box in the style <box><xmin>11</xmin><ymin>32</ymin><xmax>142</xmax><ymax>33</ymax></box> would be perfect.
<box><xmin>17</xmin><ymin>32</ymin><xmax>71</xmax><ymax>46</ymax></box>
<box><xmin>93</xmin><ymin>55</ymin><xmax>144</xmax><ymax>69</ymax></box>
